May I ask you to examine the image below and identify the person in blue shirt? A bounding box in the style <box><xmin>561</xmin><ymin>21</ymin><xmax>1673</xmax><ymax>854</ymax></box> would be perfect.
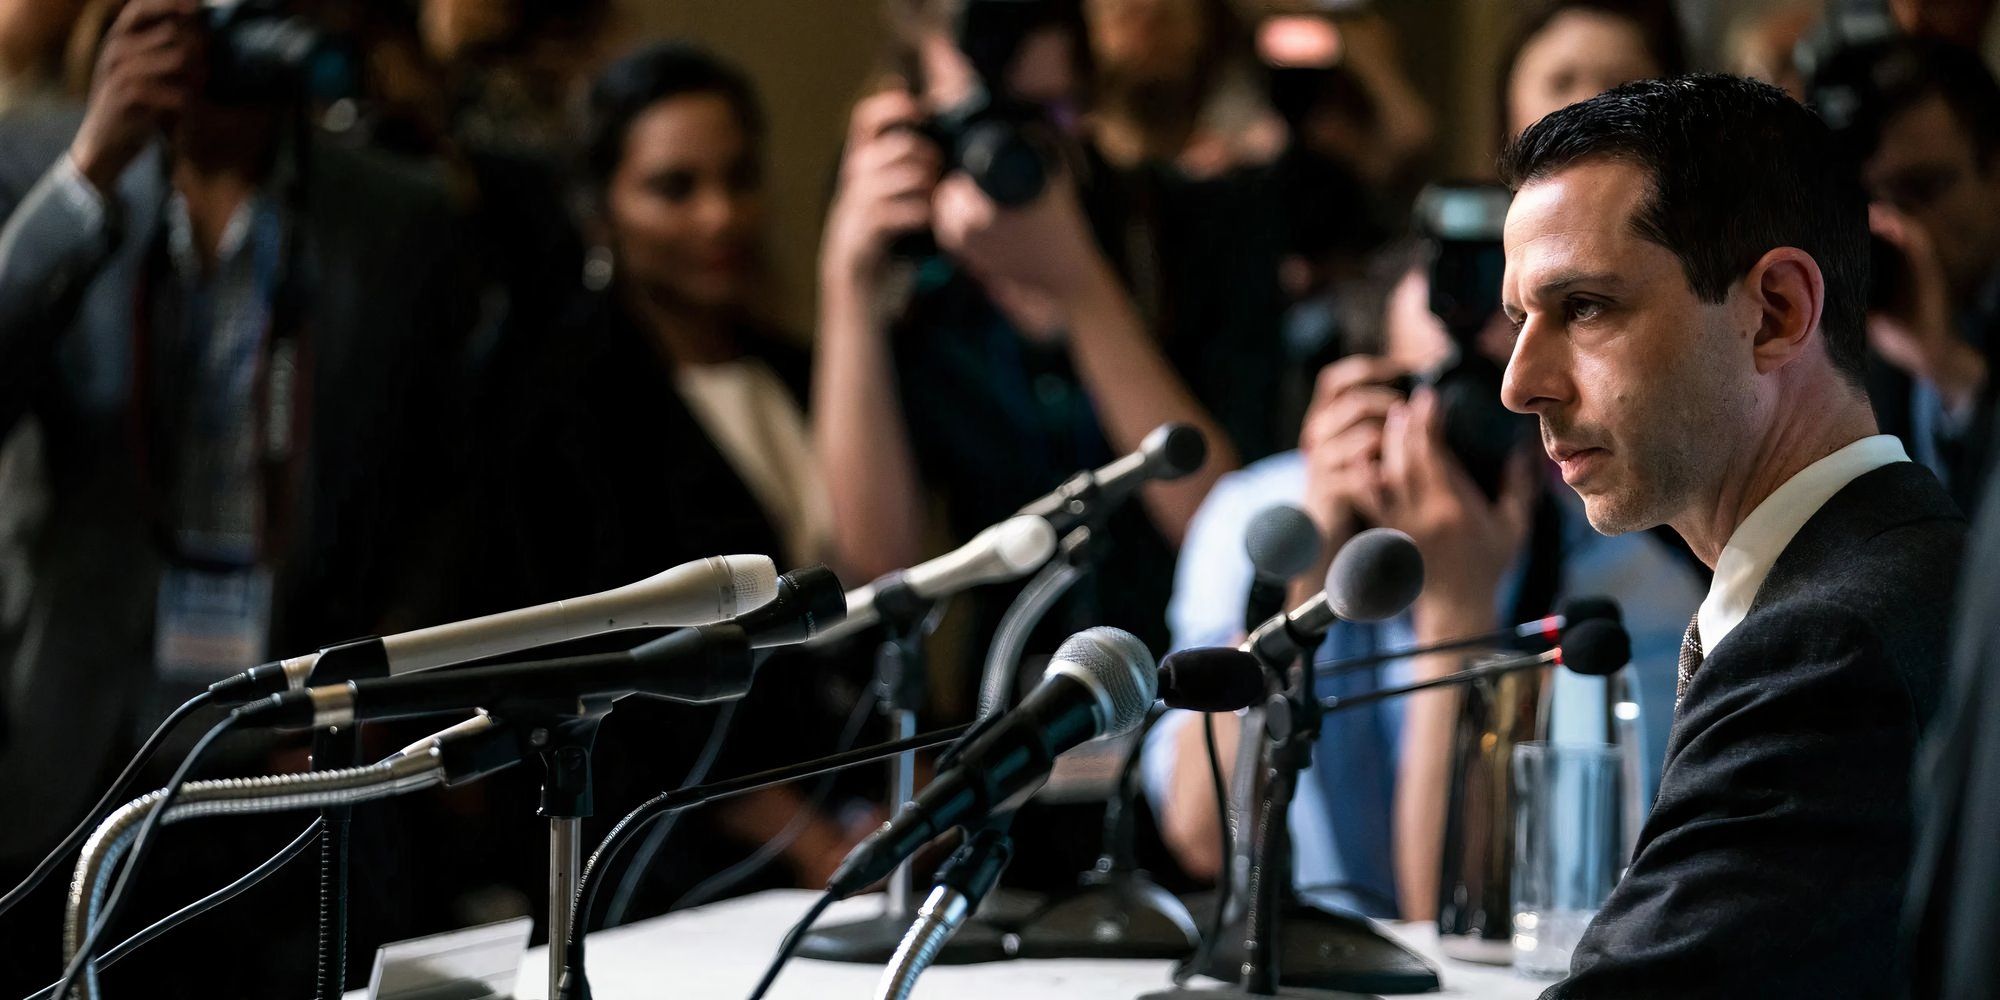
<box><xmin>1143</xmin><ymin>243</ymin><xmax>1704</xmax><ymax>921</ymax></box>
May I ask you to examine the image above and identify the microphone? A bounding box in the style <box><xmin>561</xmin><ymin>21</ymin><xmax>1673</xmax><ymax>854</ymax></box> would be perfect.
<box><xmin>245</xmin><ymin>567</ymin><xmax>847</xmax><ymax>729</ymax></box>
<box><xmin>1244</xmin><ymin>528</ymin><xmax>1426</xmax><ymax>670</ymax></box>
<box><xmin>1016</xmin><ymin>423</ymin><xmax>1207</xmax><ymax>534</ymax></box>
<box><xmin>210</xmin><ymin>554</ymin><xmax>781</xmax><ymax>699</ymax></box>
<box><xmin>875</xmin><ymin>826</ymin><xmax>1015</xmax><ymax>1000</ymax></box>
<box><xmin>824</xmin><ymin>626</ymin><xmax>1158</xmax><ymax>898</ymax></box>
<box><xmin>1160</xmin><ymin>618</ymin><xmax>1634</xmax><ymax>715</ymax></box>
<box><xmin>1315</xmin><ymin>595</ymin><xmax>1623</xmax><ymax>678</ymax></box>
<box><xmin>1243</xmin><ymin>505</ymin><xmax>1324</xmax><ymax>635</ymax></box>
<box><xmin>812</xmin><ymin>516</ymin><xmax>1059</xmax><ymax>645</ymax></box>
<box><xmin>1158</xmin><ymin>644</ymin><xmax>1268</xmax><ymax>713</ymax></box>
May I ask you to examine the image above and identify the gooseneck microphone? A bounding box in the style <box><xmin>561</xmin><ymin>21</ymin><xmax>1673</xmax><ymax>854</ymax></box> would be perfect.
<box><xmin>812</xmin><ymin>516</ymin><xmax>1058</xmax><ymax>645</ymax></box>
<box><xmin>209</xmin><ymin>553</ymin><xmax>782</xmax><ymax>700</ymax></box>
<box><xmin>1243</xmin><ymin>504</ymin><xmax>1324</xmax><ymax>635</ymax></box>
<box><xmin>1315</xmin><ymin>595</ymin><xmax>1624</xmax><ymax>679</ymax></box>
<box><xmin>1016</xmin><ymin>423</ymin><xmax>1208</xmax><ymax>534</ymax></box>
<box><xmin>1244</xmin><ymin>528</ymin><xmax>1426</xmax><ymax>669</ymax></box>
<box><xmin>244</xmin><ymin>567</ymin><xmax>846</xmax><ymax>729</ymax></box>
<box><xmin>825</xmin><ymin>627</ymin><xmax>1159</xmax><ymax>898</ymax></box>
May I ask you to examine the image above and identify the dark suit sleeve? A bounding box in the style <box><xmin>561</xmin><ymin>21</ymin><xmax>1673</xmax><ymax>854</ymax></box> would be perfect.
<box><xmin>1546</xmin><ymin>603</ymin><xmax>1921</xmax><ymax>1000</ymax></box>
<box><xmin>0</xmin><ymin>157</ymin><xmax>119</xmax><ymax>438</ymax></box>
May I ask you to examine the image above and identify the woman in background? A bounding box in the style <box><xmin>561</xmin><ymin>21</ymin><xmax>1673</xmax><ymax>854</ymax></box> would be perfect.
<box><xmin>468</xmin><ymin>42</ymin><xmax>874</xmax><ymax>923</ymax></box>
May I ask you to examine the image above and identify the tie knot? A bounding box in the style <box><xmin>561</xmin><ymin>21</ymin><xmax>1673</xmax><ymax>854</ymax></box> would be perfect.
<box><xmin>1676</xmin><ymin>614</ymin><xmax>1703</xmax><ymax>711</ymax></box>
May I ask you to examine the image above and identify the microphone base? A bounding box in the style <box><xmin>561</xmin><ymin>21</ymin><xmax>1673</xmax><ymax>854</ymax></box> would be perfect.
<box><xmin>1016</xmin><ymin>870</ymin><xmax>1199</xmax><ymax>960</ymax></box>
<box><xmin>1186</xmin><ymin>894</ymin><xmax>1440</xmax><ymax>995</ymax></box>
<box><xmin>794</xmin><ymin>888</ymin><xmax>1043</xmax><ymax>965</ymax></box>
<box><xmin>1137</xmin><ymin>986</ymin><xmax>1376</xmax><ymax>999</ymax></box>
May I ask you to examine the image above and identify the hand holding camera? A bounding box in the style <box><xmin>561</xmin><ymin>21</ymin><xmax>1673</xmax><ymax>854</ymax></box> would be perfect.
<box><xmin>932</xmin><ymin>159</ymin><xmax>1106</xmax><ymax>312</ymax></box>
<box><xmin>1868</xmin><ymin>203</ymin><xmax>1989</xmax><ymax>413</ymax></box>
<box><xmin>1356</xmin><ymin>385</ymin><xmax>1535</xmax><ymax>632</ymax></box>
<box><xmin>70</xmin><ymin>0</ymin><xmax>205</xmax><ymax>195</ymax></box>
<box><xmin>821</xmin><ymin>89</ymin><xmax>943</xmax><ymax>293</ymax></box>
<box><xmin>1299</xmin><ymin>354</ymin><xmax>1535</xmax><ymax>634</ymax></box>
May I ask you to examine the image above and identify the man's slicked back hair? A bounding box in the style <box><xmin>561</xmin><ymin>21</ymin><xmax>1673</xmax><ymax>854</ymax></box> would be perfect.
<box><xmin>1499</xmin><ymin>74</ymin><xmax>1871</xmax><ymax>386</ymax></box>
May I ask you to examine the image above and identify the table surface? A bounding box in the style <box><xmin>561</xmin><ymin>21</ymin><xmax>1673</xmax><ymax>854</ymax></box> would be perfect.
<box><xmin>350</xmin><ymin>889</ymin><xmax>1553</xmax><ymax>999</ymax></box>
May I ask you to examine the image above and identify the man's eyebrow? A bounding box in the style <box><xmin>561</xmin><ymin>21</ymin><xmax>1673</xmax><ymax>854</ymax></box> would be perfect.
<box><xmin>1527</xmin><ymin>270</ymin><xmax>1626</xmax><ymax>297</ymax></box>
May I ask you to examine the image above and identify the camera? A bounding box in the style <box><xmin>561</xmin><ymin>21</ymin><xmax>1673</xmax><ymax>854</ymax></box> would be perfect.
<box><xmin>1869</xmin><ymin>232</ymin><xmax>1915</xmax><ymax>315</ymax></box>
<box><xmin>202</xmin><ymin>1</ymin><xmax>357</xmax><ymax>106</ymax></box>
<box><xmin>1407</xmin><ymin>183</ymin><xmax>1537</xmax><ymax>500</ymax></box>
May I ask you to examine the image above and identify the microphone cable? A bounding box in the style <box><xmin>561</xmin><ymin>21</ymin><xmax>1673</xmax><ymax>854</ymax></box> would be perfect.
<box><xmin>0</xmin><ymin>691</ymin><xmax>215</xmax><ymax>920</ymax></box>
<box><xmin>669</xmin><ymin>688</ymin><xmax>878</xmax><ymax>913</ymax></box>
<box><xmin>22</xmin><ymin>818</ymin><xmax>321</xmax><ymax>1000</ymax></box>
<box><xmin>1173</xmin><ymin>712</ymin><xmax>1236</xmax><ymax>987</ymax></box>
<box><xmin>746</xmin><ymin>888</ymin><xmax>837</xmax><ymax>1000</ymax></box>
<box><xmin>599</xmin><ymin>698</ymin><xmax>742</xmax><ymax>928</ymax></box>
<box><xmin>51</xmin><ymin>709</ymin><xmax>244</xmax><ymax>1000</ymax></box>
<box><xmin>553</xmin><ymin>722</ymin><xmax>974</xmax><ymax>999</ymax></box>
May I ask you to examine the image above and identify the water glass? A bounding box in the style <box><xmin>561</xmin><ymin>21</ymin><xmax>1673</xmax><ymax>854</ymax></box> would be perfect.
<box><xmin>1510</xmin><ymin>741</ymin><xmax>1622</xmax><ymax>978</ymax></box>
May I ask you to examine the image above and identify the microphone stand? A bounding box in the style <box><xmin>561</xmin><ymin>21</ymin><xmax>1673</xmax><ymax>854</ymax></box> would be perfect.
<box><xmin>303</xmin><ymin>636</ymin><xmax>395</xmax><ymax>1000</ymax></box>
<box><xmin>535</xmin><ymin>701</ymin><xmax>612</xmax><ymax>1000</ymax></box>
<box><xmin>796</xmin><ymin>577</ymin><xmax>996</xmax><ymax>962</ymax></box>
<box><xmin>1145</xmin><ymin>640</ymin><xmax>1439</xmax><ymax>998</ymax></box>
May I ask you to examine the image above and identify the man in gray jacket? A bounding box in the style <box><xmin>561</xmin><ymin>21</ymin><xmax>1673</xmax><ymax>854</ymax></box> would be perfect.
<box><xmin>0</xmin><ymin>2</ymin><xmax>469</xmax><ymax>990</ymax></box>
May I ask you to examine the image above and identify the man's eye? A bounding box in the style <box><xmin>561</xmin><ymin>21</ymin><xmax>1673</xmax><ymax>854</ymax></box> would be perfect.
<box><xmin>1565</xmin><ymin>298</ymin><xmax>1604</xmax><ymax>323</ymax></box>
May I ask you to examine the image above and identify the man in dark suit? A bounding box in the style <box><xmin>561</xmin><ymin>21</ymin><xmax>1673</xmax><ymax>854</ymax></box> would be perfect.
<box><xmin>1903</xmin><ymin>409</ymin><xmax>2000</xmax><ymax>999</ymax></box>
<box><xmin>0</xmin><ymin>1</ymin><xmax>469</xmax><ymax>993</ymax></box>
<box><xmin>1497</xmin><ymin>75</ymin><xmax>1965</xmax><ymax>997</ymax></box>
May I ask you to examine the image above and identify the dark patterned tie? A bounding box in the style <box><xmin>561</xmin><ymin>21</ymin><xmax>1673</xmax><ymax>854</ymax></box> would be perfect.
<box><xmin>1676</xmin><ymin>614</ymin><xmax>1703</xmax><ymax>711</ymax></box>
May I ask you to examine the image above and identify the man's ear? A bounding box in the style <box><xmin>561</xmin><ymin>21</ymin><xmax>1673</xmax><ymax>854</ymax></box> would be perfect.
<box><xmin>1746</xmin><ymin>247</ymin><xmax>1825</xmax><ymax>375</ymax></box>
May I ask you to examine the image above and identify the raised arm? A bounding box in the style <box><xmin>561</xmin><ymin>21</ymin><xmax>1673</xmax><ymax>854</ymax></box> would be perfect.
<box><xmin>813</xmin><ymin>90</ymin><xmax>940</xmax><ymax>581</ymax></box>
<box><xmin>930</xmin><ymin>167</ymin><xmax>1237</xmax><ymax>546</ymax></box>
<box><xmin>0</xmin><ymin>0</ymin><xmax>200</xmax><ymax>434</ymax></box>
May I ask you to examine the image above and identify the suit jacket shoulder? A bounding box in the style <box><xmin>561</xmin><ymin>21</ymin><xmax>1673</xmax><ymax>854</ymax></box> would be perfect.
<box><xmin>1548</xmin><ymin>461</ymin><xmax>1965</xmax><ymax>1000</ymax></box>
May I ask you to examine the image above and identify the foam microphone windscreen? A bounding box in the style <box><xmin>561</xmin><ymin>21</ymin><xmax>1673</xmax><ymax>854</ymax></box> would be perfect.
<box><xmin>1143</xmin><ymin>423</ymin><xmax>1209</xmax><ymax>481</ymax></box>
<box><xmin>1158</xmin><ymin>646</ymin><xmax>1267</xmax><ymax>713</ymax></box>
<box><xmin>1558</xmin><ymin>595</ymin><xmax>1623</xmax><ymax>626</ymax></box>
<box><xmin>1326</xmin><ymin>528</ymin><xmax>1425</xmax><ymax>623</ymax></box>
<box><xmin>1559</xmin><ymin>619</ymin><xmax>1631</xmax><ymax>676</ymax></box>
<box><xmin>1245</xmin><ymin>504</ymin><xmax>1323</xmax><ymax>580</ymax></box>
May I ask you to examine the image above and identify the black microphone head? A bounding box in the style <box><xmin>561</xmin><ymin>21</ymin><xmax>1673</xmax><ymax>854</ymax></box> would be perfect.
<box><xmin>1558</xmin><ymin>595</ymin><xmax>1623</xmax><ymax>627</ymax></box>
<box><xmin>1326</xmin><ymin>528</ymin><xmax>1425</xmax><ymax>623</ymax></box>
<box><xmin>1559</xmin><ymin>619</ymin><xmax>1630</xmax><ymax>676</ymax></box>
<box><xmin>1245</xmin><ymin>504</ymin><xmax>1323</xmax><ymax>581</ymax></box>
<box><xmin>1141</xmin><ymin>423</ymin><xmax>1208</xmax><ymax>481</ymax></box>
<box><xmin>1049</xmin><ymin>626</ymin><xmax>1158</xmax><ymax>737</ymax></box>
<box><xmin>740</xmin><ymin>565</ymin><xmax>848</xmax><ymax>648</ymax></box>
<box><xmin>1158</xmin><ymin>646</ymin><xmax>1266</xmax><ymax>712</ymax></box>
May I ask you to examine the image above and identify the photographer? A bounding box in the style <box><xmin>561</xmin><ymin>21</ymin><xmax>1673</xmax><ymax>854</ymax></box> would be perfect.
<box><xmin>1811</xmin><ymin>38</ymin><xmax>2000</xmax><ymax>508</ymax></box>
<box><xmin>814</xmin><ymin>0</ymin><xmax>1237</xmax><ymax>661</ymax></box>
<box><xmin>0</xmin><ymin>0</ymin><xmax>468</xmax><ymax>990</ymax></box>
<box><xmin>1141</xmin><ymin>234</ymin><xmax>1704</xmax><ymax>918</ymax></box>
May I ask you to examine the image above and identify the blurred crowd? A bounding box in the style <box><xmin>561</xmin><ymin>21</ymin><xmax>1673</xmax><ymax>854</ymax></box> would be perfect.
<box><xmin>2</xmin><ymin>0</ymin><xmax>1999</xmax><ymax>994</ymax></box>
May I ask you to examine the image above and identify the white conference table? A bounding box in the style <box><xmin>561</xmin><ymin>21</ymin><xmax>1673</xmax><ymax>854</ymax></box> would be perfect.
<box><xmin>352</xmin><ymin>889</ymin><xmax>1552</xmax><ymax>999</ymax></box>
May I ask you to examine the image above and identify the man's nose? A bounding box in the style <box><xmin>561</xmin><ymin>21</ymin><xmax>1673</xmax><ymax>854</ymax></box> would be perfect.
<box><xmin>1501</xmin><ymin>318</ymin><xmax>1570</xmax><ymax>416</ymax></box>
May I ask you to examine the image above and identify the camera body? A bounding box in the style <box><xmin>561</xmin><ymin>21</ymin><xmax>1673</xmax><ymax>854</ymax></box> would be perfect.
<box><xmin>1408</xmin><ymin>183</ymin><xmax>1537</xmax><ymax>499</ymax></box>
<box><xmin>202</xmin><ymin>1</ymin><xmax>356</xmax><ymax>106</ymax></box>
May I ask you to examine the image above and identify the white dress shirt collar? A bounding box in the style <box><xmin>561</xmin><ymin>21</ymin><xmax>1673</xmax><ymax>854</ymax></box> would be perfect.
<box><xmin>1697</xmin><ymin>434</ymin><xmax>1910</xmax><ymax>654</ymax></box>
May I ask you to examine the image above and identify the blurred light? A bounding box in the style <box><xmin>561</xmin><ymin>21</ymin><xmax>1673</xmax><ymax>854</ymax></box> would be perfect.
<box><xmin>1258</xmin><ymin>16</ymin><xmax>1342</xmax><ymax>69</ymax></box>
<box><xmin>1613</xmin><ymin>701</ymin><xmax>1640</xmax><ymax>722</ymax></box>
